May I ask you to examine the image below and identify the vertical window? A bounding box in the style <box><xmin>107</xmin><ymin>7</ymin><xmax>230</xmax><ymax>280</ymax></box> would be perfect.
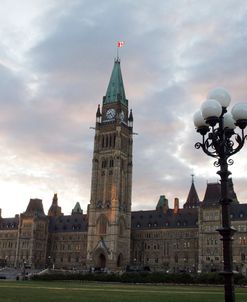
<box><xmin>109</xmin><ymin>159</ymin><xmax>114</xmax><ymax>168</ymax></box>
<box><xmin>119</xmin><ymin>219</ymin><xmax>125</xmax><ymax>236</ymax></box>
<box><xmin>102</xmin><ymin>159</ymin><xmax>107</xmax><ymax>168</ymax></box>
<box><xmin>98</xmin><ymin>215</ymin><xmax>108</xmax><ymax>235</ymax></box>
<box><xmin>113</xmin><ymin>134</ymin><xmax>116</xmax><ymax>147</ymax></box>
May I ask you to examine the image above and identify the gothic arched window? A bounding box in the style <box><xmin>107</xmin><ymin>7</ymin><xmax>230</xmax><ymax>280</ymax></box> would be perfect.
<box><xmin>119</xmin><ymin>218</ymin><xmax>125</xmax><ymax>236</ymax></box>
<box><xmin>97</xmin><ymin>215</ymin><xmax>108</xmax><ymax>235</ymax></box>
<box><xmin>109</xmin><ymin>158</ymin><xmax>114</xmax><ymax>168</ymax></box>
<box><xmin>102</xmin><ymin>159</ymin><xmax>107</xmax><ymax>169</ymax></box>
<box><xmin>113</xmin><ymin>134</ymin><xmax>116</xmax><ymax>147</ymax></box>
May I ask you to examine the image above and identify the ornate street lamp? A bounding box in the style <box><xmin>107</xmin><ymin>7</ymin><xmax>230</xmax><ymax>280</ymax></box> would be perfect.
<box><xmin>193</xmin><ymin>88</ymin><xmax>247</xmax><ymax>302</ymax></box>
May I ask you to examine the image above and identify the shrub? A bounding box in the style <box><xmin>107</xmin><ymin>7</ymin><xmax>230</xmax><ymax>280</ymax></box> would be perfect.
<box><xmin>31</xmin><ymin>271</ymin><xmax>247</xmax><ymax>285</ymax></box>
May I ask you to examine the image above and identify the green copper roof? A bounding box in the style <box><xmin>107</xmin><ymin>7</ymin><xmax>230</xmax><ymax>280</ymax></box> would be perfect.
<box><xmin>156</xmin><ymin>195</ymin><xmax>168</xmax><ymax>210</ymax></box>
<box><xmin>72</xmin><ymin>202</ymin><xmax>83</xmax><ymax>214</ymax></box>
<box><xmin>103</xmin><ymin>59</ymin><xmax>128</xmax><ymax>106</ymax></box>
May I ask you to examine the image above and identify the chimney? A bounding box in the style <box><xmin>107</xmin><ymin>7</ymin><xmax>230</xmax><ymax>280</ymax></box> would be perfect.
<box><xmin>174</xmin><ymin>198</ymin><xmax>179</xmax><ymax>214</ymax></box>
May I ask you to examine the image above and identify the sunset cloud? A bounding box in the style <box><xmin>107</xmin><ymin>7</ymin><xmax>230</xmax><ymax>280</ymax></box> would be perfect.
<box><xmin>0</xmin><ymin>0</ymin><xmax>247</xmax><ymax>217</ymax></box>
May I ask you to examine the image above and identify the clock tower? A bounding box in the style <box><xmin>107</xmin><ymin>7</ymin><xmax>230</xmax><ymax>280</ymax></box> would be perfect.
<box><xmin>86</xmin><ymin>58</ymin><xmax>133</xmax><ymax>270</ymax></box>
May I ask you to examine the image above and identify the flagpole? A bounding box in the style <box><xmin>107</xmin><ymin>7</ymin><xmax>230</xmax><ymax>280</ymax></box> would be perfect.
<box><xmin>116</xmin><ymin>41</ymin><xmax>124</xmax><ymax>61</ymax></box>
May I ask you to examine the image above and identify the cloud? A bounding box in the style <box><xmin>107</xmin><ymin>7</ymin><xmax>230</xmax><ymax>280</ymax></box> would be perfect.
<box><xmin>0</xmin><ymin>0</ymin><xmax>247</xmax><ymax>217</ymax></box>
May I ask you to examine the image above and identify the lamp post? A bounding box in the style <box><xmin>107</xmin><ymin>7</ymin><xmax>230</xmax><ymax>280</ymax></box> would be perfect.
<box><xmin>193</xmin><ymin>88</ymin><xmax>247</xmax><ymax>302</ymax></box>
<box><xmin>48</xmin><ymin>256</ymin><xmax>51</xmax><ymax>270</ymax></box>
<box><xmin>22</xmin><ymin>259</ymin><xmax>26</xmax><ymax>280</ymax></box>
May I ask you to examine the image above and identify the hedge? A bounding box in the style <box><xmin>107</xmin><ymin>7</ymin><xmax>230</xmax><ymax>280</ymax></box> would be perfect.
<box><xmin>31</xmin><ymin>271</ymin><xmax>247</xmax><ymax>285</ymax></box>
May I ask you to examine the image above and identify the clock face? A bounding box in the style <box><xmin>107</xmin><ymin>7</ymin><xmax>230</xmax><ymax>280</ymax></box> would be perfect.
<box><xmin>119</xmin><ymin>110</ymin><xmax>125</xmax><ymax>121</ymax></box>
<box><xmin>106</xmin><ymin>108</ymin><xmax>116</xmax><ymax>120</ymax></box>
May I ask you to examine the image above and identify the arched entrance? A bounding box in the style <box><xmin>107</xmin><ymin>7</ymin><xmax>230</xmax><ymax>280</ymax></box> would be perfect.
<box><xmin>117</xmin><ymin>253</ymin><xmax>123</xmax><ymax>267</ymax></box>
<box><xmin>93</xmin><ymin>250</ymin><xmax>107</xmax><ymax>269</ymax></box>
<box><xmin>98</xmin><ymin>253</ymin><xmax>106</xmax><ymax>268</ymax></box>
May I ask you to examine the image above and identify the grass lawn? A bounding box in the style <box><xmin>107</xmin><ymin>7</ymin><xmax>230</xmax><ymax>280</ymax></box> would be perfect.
<box><xmin>0</xmin><ymin>281</ymin><xmax>247</xmax><ymax>302</ymax></box>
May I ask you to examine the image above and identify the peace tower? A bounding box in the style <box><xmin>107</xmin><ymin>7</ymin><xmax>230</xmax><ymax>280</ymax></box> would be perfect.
<box><xmin>86</xmin><ymin>58</ymin><xmax>133</xmax><ymax>270</ymax></box>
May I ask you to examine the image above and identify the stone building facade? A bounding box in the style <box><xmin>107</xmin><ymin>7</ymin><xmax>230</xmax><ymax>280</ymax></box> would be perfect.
<box><xmin>0</xmin><ymin>59</ymin><xmax>247</xmax><ymax>274</ymax></box>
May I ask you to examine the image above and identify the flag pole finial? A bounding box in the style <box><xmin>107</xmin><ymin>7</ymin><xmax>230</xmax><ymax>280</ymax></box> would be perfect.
<box><xmin>191</xmin><ymin>174</ymin><xmax>195</xmax><ymax>183</ymax></box>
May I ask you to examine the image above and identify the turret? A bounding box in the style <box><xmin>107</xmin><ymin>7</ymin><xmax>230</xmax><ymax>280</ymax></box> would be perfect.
<box><xmin>156</xmin><ymin>195</ymin><xmax>169</xmax><ymax>214</ymax></box>
<box><xmin>183</xmin><ymin>175</ymin><xmax>200</xmax><ymax>209</ymax></box>
<box><xmin>173</xmin><ymin>197</ymin><xmax>179</xmax><ymax>214</ymax></box>
<box><xmin>48</xmin><ymin>193</ymin><xmax>63</xmax><ymax>217</ymax></box>
<box><xmin>128</xmin><ymin>109</ymin><xmax>133</xmax><ymax>128</ymax></box>
<box><xmin>96</xmin><ymin>104</ymin><xmax>101</xmax><ymax>124</ymax></box>
<box><xmin>72</xmin><ymin>202</ymin><xmax>83</xmax><ymax>215</ymax></box>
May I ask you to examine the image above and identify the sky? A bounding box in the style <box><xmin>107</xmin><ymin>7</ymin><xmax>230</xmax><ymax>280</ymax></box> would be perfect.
<box><xmin>1</xmin><ymin>0</ymin><xmax>247</xmax><ymax>217</ymax></box>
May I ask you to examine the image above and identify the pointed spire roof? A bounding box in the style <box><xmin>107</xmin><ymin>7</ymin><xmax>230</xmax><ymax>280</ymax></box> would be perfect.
<box><xmin>128</xmin><ymin>109</ymin><xmax>133</xmax><ymax>121</ymax></box>
<box><xmin>72</xmin><ymin>202</ymin><xmax>83</xmax><ymax>215</ymax></box>
<box><xmin>103</xmin><ymin>58</ymin><xmax>128</xmax><ymax>106</ymax></box>
<box><xmin>48</xmin><ymin>193</ymin><xmax>63</xmax><ymax>217</ymax></box>
<box><xmin>184</xmin><ymin>176</ymin><xmax>200</xmax><ymax>208</ymax></box>
<box><xmin>96</xmin><ymin>104</ymin><xmax>101</xmax><ymax>117</ymax></box>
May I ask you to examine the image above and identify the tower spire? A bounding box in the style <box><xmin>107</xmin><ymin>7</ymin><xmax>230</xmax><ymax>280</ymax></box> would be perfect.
<box><xmin>103</xmin><ymin>59</ymin><xmax>128</xmax><ymax>106</ymax></box>
<box><xmin>128</xmin><ymin>109</ymin><xmax>133</xmax><ymax>128</ymax></box>
<box><xmin>183</xmin><ymin>177</ymin><xmax>200</xmax><ymax>209</ymax></box>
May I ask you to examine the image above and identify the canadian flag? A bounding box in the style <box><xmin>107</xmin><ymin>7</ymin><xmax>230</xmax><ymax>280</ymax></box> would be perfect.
<box><xmin>117</xmin><ymin>41</ymin><xmax>124</xmax><ymax>48</ymax></box>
